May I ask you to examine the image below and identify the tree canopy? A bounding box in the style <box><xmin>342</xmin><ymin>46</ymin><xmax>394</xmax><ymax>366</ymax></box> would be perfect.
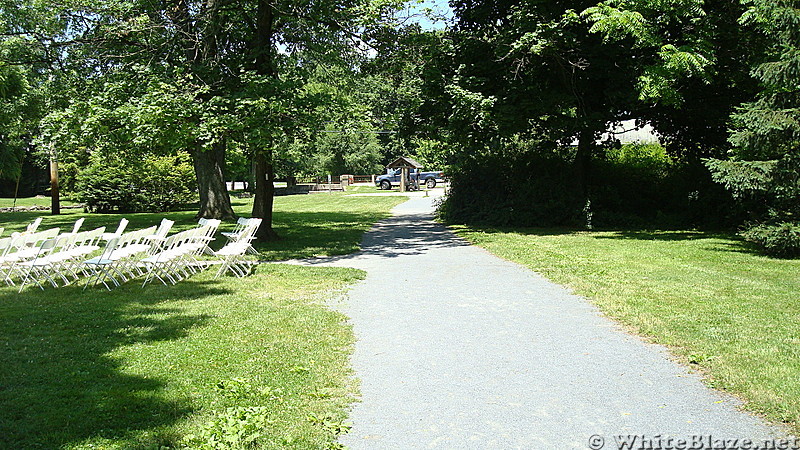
<box><xmin>1</xmin><ymin>0</ymin><xmax>797</xmax><ymax>252</ymax></box>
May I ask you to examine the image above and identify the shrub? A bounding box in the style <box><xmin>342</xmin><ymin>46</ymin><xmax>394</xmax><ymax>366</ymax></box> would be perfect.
<box><xmin>439</xmin><ymin>139</ymin><xmax>737</xmax><ymax>229</ymax></box>
<box><xmin>438</xmin><ymin>138</ymin><xmax>584</xmax><ymax>227</ymax></box>
<box><xmin>76</xmin><ymin>153</ymin><xmax>197</xmax><ymax>213</ymax></box>
<box><xmin>741</xmin><ymin>222</ymin><xmax>800</xmax><ymax>258</ymax></box>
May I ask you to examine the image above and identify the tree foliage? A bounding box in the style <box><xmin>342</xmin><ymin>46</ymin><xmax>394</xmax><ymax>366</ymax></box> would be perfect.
<box><xmin>729</xmin><ymin>0</ymin><xmax>800</xmax><ymax>160</ymax></box>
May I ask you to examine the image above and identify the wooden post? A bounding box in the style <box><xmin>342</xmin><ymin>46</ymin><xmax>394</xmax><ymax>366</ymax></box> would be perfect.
<box><xmin>49</xmin><ymin>148</ymin><xmax>60</xmax><ymax>215</ymax></box>
<box><xmin>400</xmin><ymin>168</ymin><xmax>407</xmax><ymax>192</ymax></box>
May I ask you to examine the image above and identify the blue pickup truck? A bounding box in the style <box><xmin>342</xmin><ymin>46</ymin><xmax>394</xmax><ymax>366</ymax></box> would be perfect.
<box><xmin>375</xmin><ymin>168</ymin><xmax>445</xmax><ymax>190</ymax></box>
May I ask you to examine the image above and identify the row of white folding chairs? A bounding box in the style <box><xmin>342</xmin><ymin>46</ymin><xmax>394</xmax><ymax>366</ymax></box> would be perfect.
<box><xmin>13</xmin><ymin>218</ymin><xmax>170</xmax><ymax>291</ymax></box>
<box><xmin>140</xmin><ymin>220</ymin><xmax>220</xmax><ymax>287</ymax></box>
<box><xmin>0</xmin><ymin>227</ymin><xmax>62</xmax><ymax>286</ymax></box>
<box><xmin>11</xmin><ymin>215</ymin><xmax>260</xmax><ymax>290</ymax></box>
<box><xmin>215</xmin><ymin>218</ymin><xmax>262</xmax><ymax>278</ymax></box>
<box><xmin>82</xmin><ymin>225</ymin><xmax>160</xmax><ymax>290</ymax></box>
<box><xmin>82</xmin><ymin>218</ymin><xmax>178</xmax><ymax>290</ymax></box>
<box><xmin>14</xmin><ymin>226</ymin><xmax>108</xmax><ymax>291</ymax></box>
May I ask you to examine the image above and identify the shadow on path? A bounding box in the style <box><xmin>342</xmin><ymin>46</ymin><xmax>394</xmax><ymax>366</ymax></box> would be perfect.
<box><xmin>287</xmin><ymin>212</ymin><xmax>470</xmax><ymax>266</ymax></box>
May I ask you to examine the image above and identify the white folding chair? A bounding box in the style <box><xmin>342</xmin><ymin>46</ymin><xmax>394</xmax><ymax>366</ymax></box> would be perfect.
<box><xmin>56</xmin><ymin>227</ymin><xmax>105</xmax><ymax>283</ymax></box>
<box><xmin>25</xmin><ymin>217</ymin><xmax>43</xmax><ymax>234</ymax></box>
<box><xmin>185</xmin><ymin>220</ymin><xmax>220</xmax><ymax>270</ymax></box>
<box><xmin>221</xmin><ymin>218</ymin><xmax>249</xmax><ymax>243</ymax></box>
<box><xmin>112</xmin><ymin>226</ymin><xmax>158</xmax><ymax>280</ymax></box>
<box><xmin>214</xmin><ymin>219</ymin><xmax>262</xmax><ymax>278</ymax></box>
<box><xmin>149</xmin><ymin>219</ymin><xmax>175</xmax><ymax>242</ymax></box>
<box><xmin>69</xmin><ymin>218</ymin><xmax>85</xmax><ymax>234</ymax></box>
<box><xmin>1</xmin><ymin>228</ymin><xmax>61</xmax><ymax>285</ymax></box>
<box><xmin>101</xmin><ymin>218</ymin><xmax>129</xmax><ymax>241</ymax></box>
<box><xmin>141</xmin><ymin>229</ymin><xmax>199</xmax><ymax>286</ymax></box>
<box><xmin>83</xmin><ymin>238</ymin><xmax>124</xmax><ymax>290</ymax></box>
<box><xmin>17</xmin><ymin>236</ymin><xmax>70</xmax><ymax>291</ymax></box>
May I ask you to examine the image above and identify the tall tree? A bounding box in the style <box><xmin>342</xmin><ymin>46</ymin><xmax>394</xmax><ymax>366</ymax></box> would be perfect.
<box><xmin>446</xmin><ymin>0</ymin><xmax>642</xmax><ymax>208</ymax></box>
<box><xmin>729</xmin><ymin>0</ymin><xmax>800</xmax><ymax>161</ymax></box>
<box><xmin>21</xmin><ymin>0</ymin><xmax>371</xmax><ymax>237</ymax></box>
<box><xmin>705</xmin><ymin>0</ymin><xmax>800</xmax><ymax>228</ymax></box>
<box><xmin>582</xmin><ymin>0</ymin><xmax>764</xmax><ymax>159</ymax></box>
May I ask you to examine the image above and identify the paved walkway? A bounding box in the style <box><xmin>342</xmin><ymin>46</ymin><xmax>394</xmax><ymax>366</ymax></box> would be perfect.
<box><xmin>290</xmin><ymin>195</ymin><xmax>783</xmax><ymax>449</ymax></box>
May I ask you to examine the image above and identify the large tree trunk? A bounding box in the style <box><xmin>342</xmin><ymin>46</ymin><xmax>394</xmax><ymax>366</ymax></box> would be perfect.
<box><xmin>252</xmin><ymin>152</ymin><xmax>280</xmax><ymax>241</ymax></box>
<box><xmin>250</xmin><ymin>0</ymin><xmax>280</xmax><ymax>242</ymax></box>
<box><xmin>168</xmin><ymin>0</ymin><xmax>235</xmax><ymax>220</ymax></box>
<box><xmin>193</xmin><ymin>142</ymin><xmax>237</xmax><ymax>219</ymax></box>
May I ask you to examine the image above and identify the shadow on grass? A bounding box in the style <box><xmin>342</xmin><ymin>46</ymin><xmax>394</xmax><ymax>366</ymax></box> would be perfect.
<box><xmin>0</xmin><ymin>280</ymin><xmax>230</xmax><ymax>448</ymax></box>
<box><xmin>254</xmin><ymin>210</ymin><xmax>418</xmax><ymax>261</ymax></box>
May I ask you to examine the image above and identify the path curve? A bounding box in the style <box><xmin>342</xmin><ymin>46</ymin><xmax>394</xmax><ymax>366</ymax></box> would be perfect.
<box><xmin>290</xmin><ymin>195</ymin><xmax>783</xmax><ymax>448</ymax></box>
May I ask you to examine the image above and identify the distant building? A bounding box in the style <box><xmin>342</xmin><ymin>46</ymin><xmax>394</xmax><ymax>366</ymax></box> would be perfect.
<box><xmin>570</xmin><ymin>120</ymin><xmax>661</xmax><ymax>147</ymax></box>
<box><xmin>601</xmin><ymin>120</ymin><xmax>660</xmax><ymax>144</ymax></box>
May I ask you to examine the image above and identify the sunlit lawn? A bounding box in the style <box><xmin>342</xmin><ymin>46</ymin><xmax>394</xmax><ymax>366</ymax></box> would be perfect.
<box><xmin>0</xmin><ymin>190</ymin><xmax>406</xmax><ymax>448</ymax></box>
<box><xmin>453</xmin><ymin>226</ymin><xmax>800</xmax><ymax>432</ymax></box>
<box><xmin>0</xmin><ymin>195</ymin><xmax>78</xmax><ymax>208</ymax></box>
<box><xmin>1</xmin><ymin>189</ymin><xmax>406</xmax><ymax>261</ymax></box>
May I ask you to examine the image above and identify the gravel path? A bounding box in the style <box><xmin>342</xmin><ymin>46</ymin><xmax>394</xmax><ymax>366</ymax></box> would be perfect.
<box><xmin>290</xmin><ymin>195</ymin><xmax>784</xmax><ymax>449</ymax></box>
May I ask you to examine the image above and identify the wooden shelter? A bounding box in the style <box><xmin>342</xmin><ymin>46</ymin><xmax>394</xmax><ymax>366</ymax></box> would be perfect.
<box><xmin>386</xmin><ymin>156</ymin><xmax>423</xmax><ymax>192</ymax></box>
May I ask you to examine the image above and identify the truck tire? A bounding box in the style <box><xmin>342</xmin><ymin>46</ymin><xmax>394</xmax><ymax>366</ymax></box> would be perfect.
<box><xmin>426</xmin><ymin>178</ymin><xmax>436</xmax><ymax>189</ymax></box>
<box><xmin>380</xmin><ymin>180</ymin><xmax>391</xmax><ymax>190</ymax></box>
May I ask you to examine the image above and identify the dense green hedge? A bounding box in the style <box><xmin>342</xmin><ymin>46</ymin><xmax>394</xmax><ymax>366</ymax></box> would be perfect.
<box><xmin>439</xmin><ymin>140</ymin><xmax>740</xmax><ymax>229</ymax></box>
<box><xmin>76</xmin><ymin>153</ymin><xmax>197</xmax><ymax>213</ymax></box>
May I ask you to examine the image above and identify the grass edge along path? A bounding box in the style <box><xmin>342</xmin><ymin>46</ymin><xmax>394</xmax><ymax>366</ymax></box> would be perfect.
<box><xmin>452</xmin><ymin>226</ymin><xmax>800</xmax><ymax>434</ymax></box>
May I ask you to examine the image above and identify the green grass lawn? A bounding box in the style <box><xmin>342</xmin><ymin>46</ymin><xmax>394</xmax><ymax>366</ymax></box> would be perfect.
<box><xmin>452</xmin><ymin>226</ymin><xmax>800</xmax><ymax>431</ymax></box>
<box><xmin>0</xmin><ymin>266</ymin><xmax>362</xmax><ymax>449</ymax></box>
<box><xmin>0</xmin><ymin>195</ymin><xmax>78</xmax><ymax>208</ymax></box>
<box><xmin>0</xmin><ymin>191</ymin><xmax>406</xmax><ymax>448</ymax></box>
<box><xmin>1</xmin><ymin>191</ymin><xmax>405</xmax><ymax>261</ymax></box>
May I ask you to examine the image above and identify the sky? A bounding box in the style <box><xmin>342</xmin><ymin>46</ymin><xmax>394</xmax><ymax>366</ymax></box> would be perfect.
<box><xmin>404</xmin><ymin>0</ymin><xmax>455</xmax><ymax>30</ymax></box>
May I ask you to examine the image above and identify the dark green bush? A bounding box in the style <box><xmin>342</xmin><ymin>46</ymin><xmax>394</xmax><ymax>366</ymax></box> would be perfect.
<box><xmin>438</xmin><ymin>139</ymin><xmax>584</xmax><ymax>227</ymax></box>
<box><xmin>439</xmin><ymin>139</ymin><xmax>740</xmax><ymax>229</ymax></box>
<box><xmin>76</xmin><ymin>153</ymin><xmax>197</xmax><ymax>213</ymax></box>
<box><xmin>741</xmin><ymin>222</ymin><xmax>800</xmax><ymax>258</ymax></box>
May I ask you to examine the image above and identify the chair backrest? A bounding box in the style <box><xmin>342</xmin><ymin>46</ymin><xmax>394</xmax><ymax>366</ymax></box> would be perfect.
<box><xmin>160</xmin><ymin>228</ymin><xmax>195</xmax><ymax>253</ymax></box>
<box><xmin>113</xmin><ymin>218</ymin><xmax>129</xmax><ymax>236</ymax></box>
<box><xmin>119</xmin><ymin>226</ymin><xmax>157</xmax><ymax>247</ymax></box>
<box><xmin>227</xmin><ymin>217</ymin><xmax>249</xmax><ymax>235</ymax></box>
<box><xmin>201</xmin><ymin>219</ymin><xmax>221</xmax><ymax>239</ymax></box>
<box><xmin>75</xmin><ymin>227</ymin><xmax>106</xmax><ymax>247</ymax></box>
<box><xmin>0</xmin><ymin>237</ymin><xmax>13</xmax><ymax>257</ymax></box>
<box><xmin>71</xmin><ymin>218</ymin><xmax>85</xmax><ymax>234</ymax></box>
<box><xmin>98</xmin><ymin>237</ymin><xmax>120</xmax><ymax>261</ymax></box>
<box><xmin>32</xmin><ymin>237</ymin><xmax>59</xmax><ymax>258</ymax></box>
<box><xmin>26</xmin><ymin>217</ymin><xmax>43</xmax><ymax>233</ymax></box>
<box><xmin>52</xmin><ymin>234</ymin><xmax>76</xmax><ymax>253</ymax></box>
<box><xmin>240</xmin><ymin>218</ymin><xmax>262</xmax><ymax>242</ymax></box>
<box><xmin>15</xmin><ymin>228</ymin><xmax>61</xmax><ymax>250</ymax></box>
<box><xmin>156</xmin><ymin>219</ymin><xmax>174</xmax><ymax>238</ymax></box>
